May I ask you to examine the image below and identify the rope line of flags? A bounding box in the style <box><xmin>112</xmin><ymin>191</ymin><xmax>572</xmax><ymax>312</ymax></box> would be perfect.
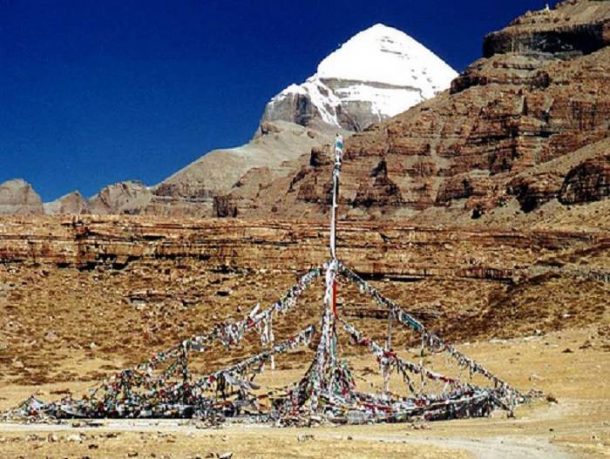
<box><xmin>4</xmin><ymin>135</ymin><xmax>528</xmax><ymax>425</ymax></box>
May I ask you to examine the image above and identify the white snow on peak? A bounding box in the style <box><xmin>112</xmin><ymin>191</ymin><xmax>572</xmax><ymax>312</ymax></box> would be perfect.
<box><xmin>266</xmin><ymin>23</ymin><xmax>458</xmax><ymax>128</ymax></box>
<box><xmin>272</xmin><ymin>76</ymin><xmax>343</xmax><ymax>126</ymax></box>
<box><xmin>317</xmin><ymin>23</ymin><xmax>457</xmax><ymax>97</ymax></box>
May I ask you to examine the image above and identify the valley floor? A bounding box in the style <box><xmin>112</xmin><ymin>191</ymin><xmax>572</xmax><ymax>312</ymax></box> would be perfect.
<box><xmin>0</xmin><ymin>326</ymin><xmax>608</xmax><ymax>458</ymax></box>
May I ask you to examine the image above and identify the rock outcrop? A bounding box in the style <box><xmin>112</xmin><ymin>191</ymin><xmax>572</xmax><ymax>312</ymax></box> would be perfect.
<box><xmin>44</xmin><ymin>191</ymin><xmax>89</xmax><ymax>215</ymax></box>
<box><xmin>0</xmin><ymin>179</ymin><xmax>44</xmax><ymax>215</ymax></box>
<box><xmin>88</xmin><ymin>181</ymin><xmax>153</xmax><ymax>215</ymax></box>
<box><xmin>483</xmin><ymin>0</ymin><xmax>610</xmax><ymax>58</ymax></box>
<box><xmin>559</xmin><ymin>153</ymin><xmax>610</xmax><ymax>204</ymax></box>
<box><xmin>506</xmin><ymin>137</ymin><xmax>610</xmax><ymax>212</ymax></box>
<box><xmin>0</xmin><ymin>215</ymin><xmax>606</xmax><ymax>278</ymax></box>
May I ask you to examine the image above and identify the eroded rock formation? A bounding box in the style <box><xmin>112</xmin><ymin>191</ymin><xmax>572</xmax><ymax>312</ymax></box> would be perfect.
<box><xmin>0</xmin><ymin>179</ymin><xmax>44</xmax><ymax>215</ymax></box>
<box><xmin>44</xmin><ymin>191</ymin><xmax>89</xmax><ymax>215</ymax></box>
<box><xmin>0</xmin><ymin>215</ymin><xmax>607</xmax><ymax>280</ymax></box>
<box><xmin>88</xmin><ymin>181</ymin><xmax>153</xmax><ymax>215</ymax></box>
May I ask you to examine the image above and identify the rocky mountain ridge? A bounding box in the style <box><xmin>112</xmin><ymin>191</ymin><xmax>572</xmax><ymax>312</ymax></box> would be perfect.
<box><xmin>140</xmin><ymin>23</ymin><xmax>456</xmax><ymax>217</ymax></box>
<box><xmin>223</xmin><ymin>0</ymin><xmax>610</xmax><ymax>223</ymax></box>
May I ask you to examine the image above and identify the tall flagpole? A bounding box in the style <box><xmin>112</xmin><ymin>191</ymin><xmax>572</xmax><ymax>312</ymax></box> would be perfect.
<box><xmin>310</xmin><ymin>134</ymin><xmax>344</xmax><ymax>411</ymax></box>
<box><xmin>330</xmin><ymin>134</ymin><xmax>343</xmax><ymax>318</ymax></box>
<box><xmin>329</xmin><ymin>134</ymin><xmax>344</xmax><ymax>260</ymax></box>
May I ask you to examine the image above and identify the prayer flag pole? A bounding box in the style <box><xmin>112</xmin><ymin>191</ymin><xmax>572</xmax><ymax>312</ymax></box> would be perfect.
<box><xmin>329</xmin><ymin>134</ymin><xmax>343</xmax><ymax>261</ymax></box>
<box><xmin>6</xmin><ymin>131</ymin><xmax>525</xmax><ymax>424</ymax></box>
<box><xmin>330</xmin><ymin>135</ymin><xmax>343</xmax><ymax>318</ymax></box>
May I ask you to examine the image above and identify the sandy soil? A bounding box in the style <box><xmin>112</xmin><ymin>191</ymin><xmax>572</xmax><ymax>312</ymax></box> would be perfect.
<box><xmin>1</xmin><ymin>326</ymin><xmax>608</xmax><ymax>458</ymax></box>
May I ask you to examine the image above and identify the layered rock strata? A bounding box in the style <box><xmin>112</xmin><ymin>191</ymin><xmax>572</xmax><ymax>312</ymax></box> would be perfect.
<box><xmin>0</xmin><ymin>216</ymin><xmax>607</xmax><ymax>281</ymax></box>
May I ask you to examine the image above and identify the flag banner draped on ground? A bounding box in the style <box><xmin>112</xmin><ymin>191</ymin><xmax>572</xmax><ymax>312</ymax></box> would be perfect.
<box><xmin>4</xmin><ymin>135</ymin><xmax>527</xmax><ymax>425</ymax></box>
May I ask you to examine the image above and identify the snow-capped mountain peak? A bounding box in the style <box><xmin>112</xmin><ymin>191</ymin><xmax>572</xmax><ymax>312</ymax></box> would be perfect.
<box><xmin>262</xmin><ymin>23</ymin><xmax>458</xmax><ymax>131</ymax></box>
<box><xmin>317</xmin><ymin>23</ymin><xmax>456</xmax><ymax>95</ymax></box>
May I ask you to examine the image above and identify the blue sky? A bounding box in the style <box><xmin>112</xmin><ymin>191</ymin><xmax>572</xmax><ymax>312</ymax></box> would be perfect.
<box><xmin>0</xmin><ymin>0</ymin><xmax>552</xmax><ymax>201</ymax></box>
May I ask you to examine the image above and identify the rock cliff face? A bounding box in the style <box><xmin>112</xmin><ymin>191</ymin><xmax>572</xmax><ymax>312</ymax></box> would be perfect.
<box><xmin>0</xmin><ymin>215</ymin><xmax>607</xmax><ymax>280</ymax></box>
<box><xmin>483</xmin><ymin>0</ymin><xmax>610</xmax><ymax>57</ymax></box>
<box><xmin>504</xmin><ymin>137</ymin><xmax>610</xmax><ymax>212</ymax></box>
<box><xmin>559</xmin><ymin>153</ymin><xmax>610</xmax><ymax>204</ymax></box>
<box><xmin>0</xmin><ymin>179</ymin><xmax>44</xmax><ymax>215</ymax></box>
<box><xmin>88</xmin><ymin>181</ymin><xmax>153</xmax><ymax>215</ymax></box>
<box><xmin>253</xmin><ymin>0</ymin><xmax>610</xmax><ymax>221</ymax></box>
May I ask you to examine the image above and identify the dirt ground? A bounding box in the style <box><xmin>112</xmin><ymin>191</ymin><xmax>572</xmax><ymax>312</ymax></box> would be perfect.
<box><xmin>0</xmin><ymin>326</ymin><xmax>608</xmax><ymax>459</ymax></box>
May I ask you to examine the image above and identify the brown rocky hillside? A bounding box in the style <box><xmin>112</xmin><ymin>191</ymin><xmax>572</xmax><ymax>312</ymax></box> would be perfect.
<box><xmin>0</xmin><ymin>215</ymin><xmax>607</xmax><ymax>386</ymax></box>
